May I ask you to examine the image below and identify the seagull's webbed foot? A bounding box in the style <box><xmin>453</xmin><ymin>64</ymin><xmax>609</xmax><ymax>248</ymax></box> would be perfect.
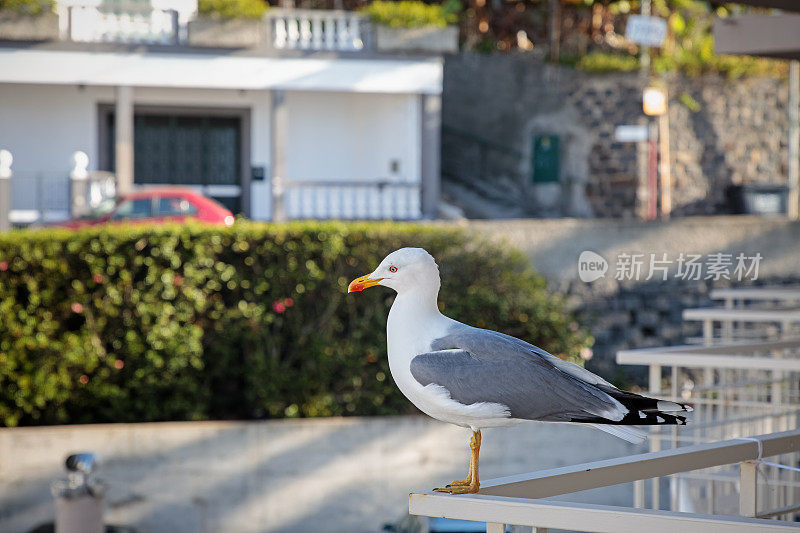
<box><xmin>438</xmin><ymin>480</ymin><xmax>480</xmax><ymax>494</ymax></box>
<box><xmin>433</xmin><ymin>430</ymin><xmax>481</xmax><ymax>495</ymax></box>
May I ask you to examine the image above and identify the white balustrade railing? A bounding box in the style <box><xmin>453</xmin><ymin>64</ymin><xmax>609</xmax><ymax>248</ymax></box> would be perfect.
<box><xmin>68</xmin><ymin>6</ymin><xmax>179</xmax><ymax>44</ymax></box>
<box><xmin>60</xmin><ymin>5</ymin><xmax>374</xmax><ymax>50</ymax></box>
<box><xmin>268</xmin><ymin>8</ymin><xmax>365</xmax><ymax>51</ymax></box>
<box><xmin>273</xmin><ymin>179</ymin><xmax>421</xmax><ymax>221</ymax></box>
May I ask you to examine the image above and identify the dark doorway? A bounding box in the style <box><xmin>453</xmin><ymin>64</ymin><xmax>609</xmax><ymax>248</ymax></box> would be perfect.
<box><xmin>103</xmin><ymin>108</ymin><xmax>249</xmax><ymax>215</ymax></box>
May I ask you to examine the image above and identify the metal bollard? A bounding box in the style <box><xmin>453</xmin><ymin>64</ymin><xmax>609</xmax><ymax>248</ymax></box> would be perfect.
<box><xmin>51</xmin><ymin>453</ymin><xmax>106</xmax><ymax>533</ymax></box>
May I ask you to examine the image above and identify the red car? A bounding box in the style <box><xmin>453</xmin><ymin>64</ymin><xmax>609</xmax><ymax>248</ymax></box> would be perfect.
<box><xmin>56</xmin><ymin>188</ymin><xmax>235</xmax><ymax>229</ymax></box>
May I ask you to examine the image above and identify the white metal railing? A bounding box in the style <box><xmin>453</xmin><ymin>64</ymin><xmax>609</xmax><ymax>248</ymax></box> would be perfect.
<box><xmin>9</xmin><ymin>172</ymin><xmax>71</xmax><ymax>224</ymax></box>
<box><xmin>410</xmin><ymin>430</ymin><xmax>800</xmax><ymax>532</ymax></box>
<box><xmin>267</xmin><ymin>8</ymin><xmax>365</xmax><ymax>51</ymax></box>
<box><xmin>276</xmin><ymin>180</ymin><xmax>421</xmax><ymax>220</ymax></box>
<box><xmin>711</xmin><ymin>288</ymin><xmax>800</xmax><ymax>307</ymax></box>
<box><xmin>683</xmin><ymin>307</ymin><xmax>800</xmax><ymax>344</ymax></box>
<box><xmin>618</xmin><ymin>338</ymin><xmax>800</xmax><ymax>515</ymax></box>
<box><xmin>67</xmin><ymin>5</ymin><xmax>179</xmax><ymax>44</ymax></box>
<box><xmin>9</xmin><ymin>169</ymin><xmax>116</xmax><ymax>225</ymax></box>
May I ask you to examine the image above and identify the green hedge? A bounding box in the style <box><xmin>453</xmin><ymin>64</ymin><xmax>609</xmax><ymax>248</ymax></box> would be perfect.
<box><xmin>197</xmin><ymin>0</ymin><xmax>266</xmax><ymax>20</ymax></box>
<box><xmin>0</xmin><ymin>0</ymin><xmax>53</xmax><ymax>16</ymax></box>
<box><xmin>0</xmin><ymin>222</ymin><xmax>591</xmax><ymax>427</ymax></box>
<box><xmin>362</xmin><ymin>0</ymin><xmax>456</xmax><ymax>28</ymax></box>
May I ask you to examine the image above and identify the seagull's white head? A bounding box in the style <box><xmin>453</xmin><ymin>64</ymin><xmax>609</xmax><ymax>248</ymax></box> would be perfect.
<box><xmin>348</xmin><ymin>247</ymin><xmax>440</xmax><ymax>295</ymax></box>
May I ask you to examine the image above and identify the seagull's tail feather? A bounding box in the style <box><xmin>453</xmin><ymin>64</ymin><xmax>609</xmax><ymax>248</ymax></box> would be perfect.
<box><xmin>596</xmin><ymin>385</ymin><xmax>693</xmax><ymax>426</ymax></box>
<box><xmin>588</xmin><ymin>424</ymin><xmax>648</xmax><ymax>444</ymax></box>
<box><xmin>570</xmin><ymin>386</ymin><xmax>691</xmax><ymax>437</ymax></box>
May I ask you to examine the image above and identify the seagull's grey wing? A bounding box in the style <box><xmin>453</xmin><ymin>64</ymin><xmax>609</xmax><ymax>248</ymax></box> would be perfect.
<box><xmin>434</xmin><ymin>324</ymin><xmax>614</xmax><ymax>388</ymax></box>
<box><xmin>410</xmin><ymin>344</ymin><xmax>626</xmax><ymax>423</ymax></box>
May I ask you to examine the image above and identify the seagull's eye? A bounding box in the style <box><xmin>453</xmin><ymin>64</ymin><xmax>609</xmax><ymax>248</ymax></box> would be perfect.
<box><xmin>389</xmin><ymin>266</ymin><xmax>398</xmax><ymax>273</ymax></box>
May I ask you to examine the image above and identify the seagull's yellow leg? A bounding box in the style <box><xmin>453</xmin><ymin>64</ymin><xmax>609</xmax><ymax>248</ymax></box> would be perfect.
<box><xmin>444</xmin><ymin>431</ymin><xmax>478</xmax><ymax>487</ymax></box>
<box><xmin>434</xmin><ymin>430</ymin><xmax>481</xmax><ymax>494</ymax></box>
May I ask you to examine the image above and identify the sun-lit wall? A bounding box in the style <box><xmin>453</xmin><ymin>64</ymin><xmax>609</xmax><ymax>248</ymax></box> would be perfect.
<box><xmin>0</xmin><ymin>83</ymin><xmax>424</xmax><ymax>220</ymax></box>
<box><xmin>285</xmin><ymin>90</ymin><xmax>420</xmax><ymax>185</ymax></box>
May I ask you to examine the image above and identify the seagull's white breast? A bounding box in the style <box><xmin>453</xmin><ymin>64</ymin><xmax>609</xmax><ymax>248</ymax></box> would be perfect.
<box><xmin>386</xmin><ymin>294</ymin><xmax>517</xmax><ymax>430</ymax></box>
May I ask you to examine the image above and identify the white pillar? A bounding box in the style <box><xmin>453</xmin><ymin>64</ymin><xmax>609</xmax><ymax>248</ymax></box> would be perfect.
<box><xmin>271</xmin><ymin>90</ymin><xmax>287</xmax><ymax>222</ymax></box>
<box><xmin>115</xmin><ymin>85</ymin><xmax>134</xmax><ymax>195</ymax></box>
<box><xmin>0</xmin><ymin>149</ymin><xmax>12</xmax><ymax>231</ymax></box>
<box><xmin>420</xmin><ymin>93</ymin><xmax>441</xmax><ymax>219</ymax></box>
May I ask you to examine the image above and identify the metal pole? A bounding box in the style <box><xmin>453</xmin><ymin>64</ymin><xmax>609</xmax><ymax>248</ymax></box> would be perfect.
<box><xmin>649</xmin><ymin>363</ymin><xmax>661</xmax><ymax>509</ymax></box>
<box><xmin>114</xmin><ymin>85</ymin><xmax>134</xmax><ymax>195</ymax></box>
<box><xmin>640</xmin><ymin>0</ymin><xmax>651</xmax><ymax>73</ymax></box>
<box><xmin>549</xmin><ymin>0</ymin><xmax>560</xmax><ymax>63</ymax></box>
<box><xmin>637</xmin><ymin>0</ymin><xmax>653</xmax><ymax>219</ymax></box>
<box><xmin>658</xmin><ymin>110</ymin><xmax>671</xmax><ymax>218</ymax></box>
<box><xmin>788</xmin><ymin>60</ymin><xmax>799</xmax><ymax>220</ymax></box>
<box><xmin>739</xmin><ymin>460</ymin><xmax>758</xmax><ymax>517</ymax></box>
<box><xmin>648</xmin><ymin>119</ymin><xmax>658</xmax><ymax>220</ymax></box>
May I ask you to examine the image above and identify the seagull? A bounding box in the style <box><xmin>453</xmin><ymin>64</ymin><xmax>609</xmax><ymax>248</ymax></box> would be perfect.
<box><xmin>348</xmin><ymin>247</ymin><xmax>692</xmax><ymax>494</ymax></box>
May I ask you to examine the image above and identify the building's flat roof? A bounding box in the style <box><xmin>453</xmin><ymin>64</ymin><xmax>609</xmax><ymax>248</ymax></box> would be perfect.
<box><xmin>0</xmin><ymin>45</ymin><xmax>443</xmax><ymax>94</ymax></box>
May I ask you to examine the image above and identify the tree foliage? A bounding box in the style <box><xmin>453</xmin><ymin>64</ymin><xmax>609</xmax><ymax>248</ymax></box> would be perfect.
<box><xmin>198</xmin><ymin>0</ymin><xmax>267</xmax><ymax>20</ymax></box>
<box><xmin>361</xmin><ymin>0</ymin><xmax>457</xmax><ymax>28</ymax></box>
<box><xmin>0</xmin><ymin>0</ymin><xmax>53</xmax><ymax>16</ymax></box>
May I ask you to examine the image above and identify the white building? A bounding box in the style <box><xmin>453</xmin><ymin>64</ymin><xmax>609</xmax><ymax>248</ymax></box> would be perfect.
<box><xmin>0</xmin><ymin>2</ymin><xmax>444</xmax><ymax>222</ymax></box>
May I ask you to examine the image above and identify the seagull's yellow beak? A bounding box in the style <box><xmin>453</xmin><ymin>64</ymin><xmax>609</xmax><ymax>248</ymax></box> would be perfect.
<box><xmin>348</xmin><ymin>273</ymin><xmax>383</xmax><ymax>293</ymax></box>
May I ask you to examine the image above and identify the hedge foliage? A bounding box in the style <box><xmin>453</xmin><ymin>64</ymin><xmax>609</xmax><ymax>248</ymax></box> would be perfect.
<box><xmin>362</xmin><ymin>0</ymin><xmax>456</xmax><ymax>28</ymax></box>
<box><xmin>0</xmin><ymin>0</ymin><xmax>53</xmax><ymax>16</ymax></box>
<box><xmin>197</xmin><ymin>0</ymin><xmax>266</xmax><ymax>20</ymax></box>
<box><xmin>0</xmin><ymin>222</ymin><xmax>591</xmax><ymax>427</ymax></box>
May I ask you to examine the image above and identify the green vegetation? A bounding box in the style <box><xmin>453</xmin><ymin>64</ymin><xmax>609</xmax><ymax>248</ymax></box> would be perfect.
<box><xmin>572</xmin><ymin>0</ymin><xmax>785</xmax><ymax>78</ymax></box>
<box><xmin>576</xmin><ymin>51</ymin><xmax>640</xmax><ymax>73</ymax></box>
<box><xmin>197</xmin><ymin>0</ymin><xmax>266</xmax><ymax>20</ymax></box>
<box><xmin>362</xmin><ymin>0</ymin><xmax>456</xmax><ymax>28</ymax></box>
<box><xmin>0</xmin><ymin>222</ymin><xmax>591</xmax><ymax>427</ymax></box>
<box><xmin>649</xmin><ymin>1</ymin><xmax>784</xmax><ymax>78</ymax></box>
<box><xmin>0</xmin><ymin>0</ymin><xmax>53</xmax><ymax>16</ymax></box>
<box><xmin>679</xmin><ymin>91</ymin><xmax>701</xmax><ymax>112</ymax></box>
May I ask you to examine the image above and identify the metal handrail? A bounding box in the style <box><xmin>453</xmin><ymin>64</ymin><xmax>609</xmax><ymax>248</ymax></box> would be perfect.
<box><xmin>409</xmin><ymin>430</ymin><xmax>800</xmax><ymax>532</ymax></box>
<box><xmin>711</xmin><ymin>288</ymin><xmax>800</xmax><ymax>303</ymax></box>
<box><xmin>478</xmin><ymin>430</ymin><xmax>799</xmax><ymax>499</ymax></box>
<box><xmin>410</xmin><ymin>493</ymin><xmax>800</xmax><ymax>533</ymax></box>
<box><xmin>683</xmin><ymin>307</ymin><xmax>800</xmax><ymax>322</ymax></box>
<box><xmin>618</xmin><ymin>337</ymin><xmax>800</xmax><ymax>356</ymax></box>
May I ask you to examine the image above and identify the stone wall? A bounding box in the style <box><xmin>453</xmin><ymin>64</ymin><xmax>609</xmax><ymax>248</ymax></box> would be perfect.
<box><xmin>468</xmin><ymin>216</ymin><xmax>800</xmax><ymax>381</ymax></box>
<box><xmin>442</xmin><ymin>53</ymin><xmax>790</xmax><ymax>219</ymax></box>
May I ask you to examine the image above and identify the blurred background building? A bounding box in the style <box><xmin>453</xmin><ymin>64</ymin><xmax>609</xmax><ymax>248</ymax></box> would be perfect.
<box><xmin>0</xmin><ymin>0</ymin><xmax>445</xmax><ymax>223</ymax></box>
